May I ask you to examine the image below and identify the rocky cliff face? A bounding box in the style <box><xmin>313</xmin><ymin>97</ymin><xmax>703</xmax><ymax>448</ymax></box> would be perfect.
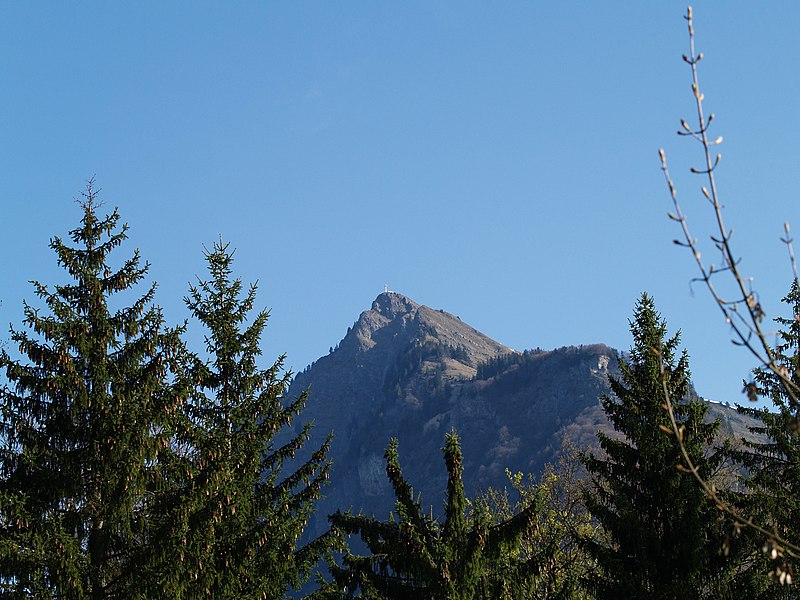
<box><xmin>286</xmin><ymin>292</ymin><xmax>755</xmax><ymax>537</ymax></box>
<box><xmin>290</xmin><ymin>292</ymin><xmax>514</xmax><ymax>434</ymax></box>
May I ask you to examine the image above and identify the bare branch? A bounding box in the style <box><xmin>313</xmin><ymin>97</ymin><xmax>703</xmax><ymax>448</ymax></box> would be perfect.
<box><xmin>660</xmin><ymin>6</ymin><xmax>800</xmax><ymax>409</ymax></box>
<box><xmin>656</xmin><ymin>343</ymin><xmax>800</xmax><ymax>560</ymax></box>
<box><xmin>658</xmin><ymin>6</ymin><xmax>800</xmax><ymax>581</ymax></box>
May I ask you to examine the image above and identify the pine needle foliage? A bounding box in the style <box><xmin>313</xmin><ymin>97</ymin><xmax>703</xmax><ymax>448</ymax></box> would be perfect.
<box><xmin>146</xmin><ymin>240</ymin><xmax>334</xmax><ymax>599</ymax></box>
<box><xmin>581</xmin><ymin>293</ymin><xmax>735</xmax><ymax>599</ymax></box>
<box><xmin>0</xmin><ymin>184</ymin><xmax>185</xmax><ymax>599</ymax></box>
<box><xmin>321</xmin><ymin>430</ymin><xmax>542</xmax><ymax>599</ymax></box>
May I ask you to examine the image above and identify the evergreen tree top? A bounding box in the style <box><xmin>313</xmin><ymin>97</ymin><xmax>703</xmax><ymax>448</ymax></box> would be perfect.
<box><xmin>581</xmin><ymin>293</ymin><xmax>732</xmax><ymax>599</ymax></box>
<box><xmin>0</xmin><ymin>184</ymin><xmax>183</xmax><ymax>598</ymax></box>
<box><xmin>324</xmin><ymin>429</ymin><xmax>542</xmax><ymax>599</ymax></box>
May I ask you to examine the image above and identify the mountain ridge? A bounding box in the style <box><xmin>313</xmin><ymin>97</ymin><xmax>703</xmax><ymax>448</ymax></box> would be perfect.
<box><xmin>286</xmin><ymin>291</ymin><xmax>757</xmax><ymax>538</ymax></box>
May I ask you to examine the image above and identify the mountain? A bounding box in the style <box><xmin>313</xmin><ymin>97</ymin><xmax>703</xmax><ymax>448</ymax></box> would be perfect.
<box><xmin>286</xmin><ymin>291</ymin><xmax>757</xmax><ymax>537</ymax></box>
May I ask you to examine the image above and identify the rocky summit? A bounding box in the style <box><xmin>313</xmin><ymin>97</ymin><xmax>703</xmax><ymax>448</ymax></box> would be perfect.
<box><xmin>286</xmin><ymin>291</ymin><xmax>755</xmax><ymax>537</ymax></box>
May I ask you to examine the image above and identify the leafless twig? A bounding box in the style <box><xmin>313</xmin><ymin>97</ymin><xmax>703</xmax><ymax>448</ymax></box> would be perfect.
<box><xmin>656</xmin><ymin>343</ymin><xmax>800</xmax><ymax>571</ymax></box>
<box><xmin>659</xmin><ymin>6</ymin><xmax>799</xmax><ymax>409</ymax></box>
<box><xmin>658</xmin><ymin>6</ymin><xmax>800</xmax><ymax>582</ymax></box>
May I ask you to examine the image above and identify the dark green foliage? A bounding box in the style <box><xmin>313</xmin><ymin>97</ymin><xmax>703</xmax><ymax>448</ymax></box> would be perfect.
<box><xmin>478</xmin><ymin>443</ymin><xmax>601</xmax><ymax>599</ymax></box>
<box><xmin>0</xmin><ymin>186</ymin><xmax>184</xmax><ymax>598</ymax></box>
<box><xmin>0</xmin><ymin>192</ymin><xmax>334</xmax><ymax>599</ymax></box>
<box><xmin>146</xmin><ymin>241</ymin><xmax>334</xmax><ymax>599</ymax></box>
<box><xmin>734</xmin><ymin>279</ymin><xmax>800</xmax><ymax>590</ymax></box>
<box><xmin>582</xmin><ymin>293</ymin><xmax>737</xmax><ymax>599</ymax></box>
<box><xmin>320</xmin><ymin>430</ymin><xmax>542</xmax><ymax>599</ymax></box>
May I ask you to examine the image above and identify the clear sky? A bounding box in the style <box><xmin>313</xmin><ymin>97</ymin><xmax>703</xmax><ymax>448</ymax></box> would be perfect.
<box><xmin>2</xmin><ymin>2</ymin><xmax>798</xmax><ymax>407</ymax></box>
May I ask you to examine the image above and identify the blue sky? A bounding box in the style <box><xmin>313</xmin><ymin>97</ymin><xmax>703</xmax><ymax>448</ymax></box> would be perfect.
<box><xmin>2</xmin><ymin>2</ymin><xmax>799</xmax><ymax>406</ymax></box>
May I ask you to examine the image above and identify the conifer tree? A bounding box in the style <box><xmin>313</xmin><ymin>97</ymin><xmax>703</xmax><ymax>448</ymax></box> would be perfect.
<box><xmin>321</xmin><ymin>430</ymin><xmax>542</xmax><ymax>599</ymax></box>
<box><xmin>582</xmin><ymin>293</ymin><xmax>737</xmax><ymax>599</ymax></box>
<box><xmin>147</xmin><ymin>240</ymin><xmax>334</xmax><ymax>599</ymax></box>
<box><xmin>0</xmin><ymin>184</ymin><xmax>184</xmax><ymax>598</ymax></box>
<box><xmin>734</xmin><ymin>279</ymin><xmax>800</xmax><ymax>588</ymax></box>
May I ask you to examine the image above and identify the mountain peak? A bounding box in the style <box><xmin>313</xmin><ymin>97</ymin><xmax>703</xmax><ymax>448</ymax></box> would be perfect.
<box><xmin>371</xmin><ymin>291</ymin><xmax>419</xmax><ymax>318</ymax></box>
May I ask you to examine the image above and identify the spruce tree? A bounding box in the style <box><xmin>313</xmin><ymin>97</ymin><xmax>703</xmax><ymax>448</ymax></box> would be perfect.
<box><xmin>0</xmin><ymin>184</ymin><xmax>184</xmax><ymax>598</ymax></box>
<box><xmin>321</xmin><ymin>430</ymin><xmax>542</xmax><ymax>599</ymax></box>
<box><xmin>146</xmin><ymin>240</ymin><xmax>334</xmax><ymax>599</ymax></box>
<box><xmin>582</xmin><ymin>293</ymin><xmax>736</xmax><ymax>599</ymax></box>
